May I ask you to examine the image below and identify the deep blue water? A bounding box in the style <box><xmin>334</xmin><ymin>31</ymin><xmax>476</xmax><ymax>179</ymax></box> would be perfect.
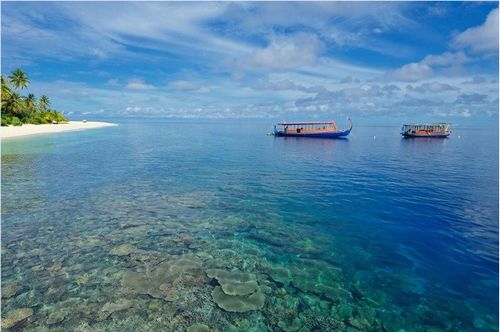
<box><xmin>2</xmin><ymin>119</ymin><xmax>498</xmax><ymax>331</ymax></box>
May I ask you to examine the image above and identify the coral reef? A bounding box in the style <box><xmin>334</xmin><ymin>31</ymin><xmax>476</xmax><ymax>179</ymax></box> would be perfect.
<box><xmin>1</xmin><ymin>308</ymin><xmax>33</xmax><ymax>329</ymax></box>
<box><xmin>1</xmin><ymin>187</ymin><xmax>497</xmax><ymax>331</ymax></box>
<box><xmin>211</xmin><ymin>286</ymin><xmax>265</xmax><ymax>313</ymax></box>
<box><xmin>206</xmin><ymin>269</ymin><xmax>258</xmax><ymax>296</ymax></box>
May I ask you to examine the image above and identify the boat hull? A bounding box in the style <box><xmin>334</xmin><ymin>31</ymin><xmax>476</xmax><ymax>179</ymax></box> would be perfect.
<box><xmin>275</xmin><ymin>129</ymin><xmax>351</xmax><ymax>138</ymax></box>
<box><xmin>402</xmin><ymin>133</ymin><xmax>450</xmax><ymax>138</ymax></box>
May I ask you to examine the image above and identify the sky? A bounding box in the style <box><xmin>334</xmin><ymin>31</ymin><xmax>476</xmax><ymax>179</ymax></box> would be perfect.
<box><xmin>1</xmin><ymin>1</ymin><xmax>499</xmax><ymax>125</ymax></box>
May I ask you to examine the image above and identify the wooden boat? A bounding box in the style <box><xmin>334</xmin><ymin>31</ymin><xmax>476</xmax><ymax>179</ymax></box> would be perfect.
<box><xmin>401</xmin><ymin>123</ymin><xmax>451</xmax><ymax>138</ymax></box>
<box><xmin>274</xmin><ymin>118</ymin><xmax>352</xmax><ymax>138</ymax></box>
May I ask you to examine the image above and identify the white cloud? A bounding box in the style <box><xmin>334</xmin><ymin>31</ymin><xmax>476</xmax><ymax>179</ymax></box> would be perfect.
<box><xmin>196</xmin><ymin>86</ymin><xmax>211</xmax><ymax>94</ymax></box>
<box><xmin>453</xmin><ymin>8</ymin><xmax>499</xmax><ymax>53</ymax></box>
<box><xmin>125</xmin><ymin>79</ymin><xmax>154</xmax><ymax>90</ymax></box>
<box><xmin>385</xmin><ymin>51</ymin><xmax>473</xmax><ymax>83</ymax></box>
<box><xmin>168</xmin><ymin>80</ymin><xmax>196</xmax><ymax>90</ymax></box>
<box><xmin>82</xmin><ymin>108</ymin><xmax>105</xmax><ymax>115</ymax></box>
<box><xmin>385</xmin><ymin>63</ymin><xmax>433</xmax><ymax>82</ymax></box>
<box><xmin>409</xmin><ymin>82</ymin><xmax>460</xmax><ymax>93</ymax></box>
<box><xmin>421</xmin><ymin>51</ymin><xmax>470</xmax><ymax>66</ymax></box>
<box><xmin>459</xmin><ymin>109</ymin><xmax>472</xmax><ymax>118</ymax></box>
<box><xmin>427</xmin><ymin>4</ymin><xmax>448</xmax><ymax>17</ymax></box>
<box><xmin>248</xmin><ymin>33</ymin><xmax>324</xmax><ymax>70</ymax></box>
<box><xmin>462</xmin><ymin>76</ymin><xmax>487</xmax><ymax>85</ymax></box>
<box><xmin>106</xmin><ymin>79</ymin><xmax>120</xmax><ymax>87</ymax></box>
<box><xmin>3</xmin><ymin>2</ymin><xmax>498</xmax><ymax>122</ymax></box>
<box><xmin>454</xmin><ymin>93</ymin><xmax>488</xmax><ymax>105</ymax></box>
<box><xmin>167</xmin><ymin>80</ymin><xmax>211</xmax><ymax>94</ymax></box>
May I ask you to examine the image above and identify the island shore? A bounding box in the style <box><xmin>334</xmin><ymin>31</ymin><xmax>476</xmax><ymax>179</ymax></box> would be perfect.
<box><xmin>1</xmin><ymin>121</ymin><xmax>117</xmax><ymax>139</ymax></box>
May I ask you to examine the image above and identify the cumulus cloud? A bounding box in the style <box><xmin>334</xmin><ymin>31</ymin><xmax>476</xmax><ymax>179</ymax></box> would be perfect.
<box><xmin>3</xmin><ymin>2</ymin><xmax>498</xmax><ymax>122</ymax></box>
<box><xmin>81</xmin><ymin>108</ymin><xmax>105</xmax><ymax>115</ymax></box>
<box><xmin>409</xmin><ymin>82</ymin><xmax>460</xmax><ymax>93</ymax></box>
<box><xmin>382</xmin><ymin>84</ymin><xmax>401</xmax><ymax>95</ymax></box>
<box><xmin>196</xmin><ymin>86</ymin><xmax>211</xmax><ymax>94</ymax></box>
<box><xmin>248</xmin><ymin>33</ymin><xmax>324</xmax><ymax>70</ymax></box>
<box><xmin>426</xmin><ymin>3</ymin><xmax>448</xmax><ymax>17</ymax></box>
<box><xmin>462</xmin><ymin>76</ymin><xmax>487</xmax><ymax>85</ymax></box>
<box><xmin>252</xmin><ymin>79</ymin><xmax>328</xmax><ymax>94</ymax></box>
<box><xmin>454</xmin><ymin>93</ymin><xmax>488</xmax><ymax>105</ymax></box>
<box><xmin>453</xmin><ymin>8</ymin><xmax>499</xmax><ymax>53</ymax></box>
<box><xmin>168</xmin><ymin>80</ymin><xmax>196</xmax><ymax>90</ymax></box>
<box><xmin>385</xmin><ymin>62</ymin><xmax>433</xmax><ymax>82</ymax></box>
<box><xmin>421</xmin><ymin>51</ymin><xmax>470</xmax><ymax>66</ymax></box>
<box><xmin>339</xmin><ymin>76</ymin><xmax>353</xmax><ymax>84</ymax></box>
<box><xmin>253</xmin><ymin>79</ymin><xmax>300</xmax><ymax>91</ymax></box>
<box><xmin>385</xmin><ymin>51</ymin><xmax>472</xmax><ymax>82</ymax></box>
<box><xmin>167</xmin><ymin>80</ymin><xmax>211</xmax><ymax>94</ymax></box>
<box><xmin>125</xmin><ymin>79</ymin><xmax>154</xmax><ymax>90</ymax></box>
<box><xmin>106</xmin><ymin>79</ymin><xmax>120</xmax><ymax>87</ymax></box>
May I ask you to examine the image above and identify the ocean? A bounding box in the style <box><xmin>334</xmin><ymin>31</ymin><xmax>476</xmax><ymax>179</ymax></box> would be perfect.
<box><xmin>1</xmin><ymin>119</ymin><xmax>498</xmax><ymax>331</ymax></box>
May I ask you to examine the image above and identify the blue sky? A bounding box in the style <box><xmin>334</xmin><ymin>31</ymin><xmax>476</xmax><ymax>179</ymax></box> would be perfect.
<box><xmin>1</xmin><ymin>1</ymin><xmax>498</xmax><ymax>124</ymax></box>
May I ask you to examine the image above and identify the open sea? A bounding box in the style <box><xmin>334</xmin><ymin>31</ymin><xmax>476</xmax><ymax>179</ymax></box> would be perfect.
<box><xmin>1</xmin><ymin>119</ymin><xmax>498</xmax><ymax>331</ymax></box>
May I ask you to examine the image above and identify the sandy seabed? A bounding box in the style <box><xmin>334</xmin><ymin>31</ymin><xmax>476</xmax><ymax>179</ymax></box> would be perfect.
<box><xmin>1</xmin><ymin>121</ymin><xmax>117</xmax><ymax>139</ymax></box>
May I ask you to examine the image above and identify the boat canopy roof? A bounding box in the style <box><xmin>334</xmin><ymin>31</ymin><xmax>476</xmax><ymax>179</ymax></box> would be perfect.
<box><xmin>402</xmin><ymin>123</ymin><xmax>451</xmax><ymax>128</ymax></box>
<box><xmin>277</xmin><ymin>121</ymin><xmax>335</xmax><ymax>126</ymax></box>
<box><xmin>403</xmin><ymin>123</ymin><xmax>451</xmax><ymax>126</ymax></box>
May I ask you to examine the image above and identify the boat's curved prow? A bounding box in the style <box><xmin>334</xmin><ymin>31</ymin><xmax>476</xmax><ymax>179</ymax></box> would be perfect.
<box><xmin>344</xmin><ymin>117</ymin><xmax>353</xmax><ymax>134</ymax></box>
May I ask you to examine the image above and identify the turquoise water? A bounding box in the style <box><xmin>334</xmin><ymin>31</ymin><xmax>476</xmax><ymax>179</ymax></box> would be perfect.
<box><xmin>1</xmin><ymin>120</ymin><xmax>498</xmax><ymax>331</ymax></box>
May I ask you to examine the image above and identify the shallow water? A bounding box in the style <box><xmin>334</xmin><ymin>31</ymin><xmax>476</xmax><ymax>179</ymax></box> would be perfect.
<box><xmin>1</xmin><ymin>119</ymin><xmax>498</xmax><ymax>331</ymax></box>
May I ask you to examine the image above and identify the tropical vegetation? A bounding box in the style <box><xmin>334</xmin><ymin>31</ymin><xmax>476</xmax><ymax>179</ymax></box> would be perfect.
<box><xmin>1</xmin><ymin>69</ymin><xmax>68</xmax><ymax>126</ymax></box>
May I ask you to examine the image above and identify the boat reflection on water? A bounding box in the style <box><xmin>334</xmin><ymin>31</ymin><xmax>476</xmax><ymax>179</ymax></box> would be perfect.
<box><xmin>272</xmin><ymin>133</ymin><xmax>350</xmax><ymax>161</ymax></box>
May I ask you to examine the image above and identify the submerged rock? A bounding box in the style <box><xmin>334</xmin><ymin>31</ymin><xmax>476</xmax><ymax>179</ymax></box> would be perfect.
<box><xmin>98</xmin><ymin>299</ymin><xmax>133</xmax><ymax>320</ymax></box>
<box><xmin>158</xmin><ymin>283</ymin><xmax>179</xmax><ymax>301</ymax></box>
<box><xmin>348</xmin><ymin>316</ymin><xmax>371</xmax><ymax>330</ymax></box>
<box><xmin>314</xmin><ymin>284</ymin><xmax>352</xmax><ymax>302</ymax></box>
<box><xmin>46</xmin><ymin>310</ymin><xmax>67</xmax><ymax>325</ymax></box>
<box><xmin>102</xmin><ymin>299</ymin><xmax>133</xmax><ymax>313</ymax></box>
<box><xmin>268</xmin><ymin>258</ymin><xmax>347</xmax><ymax>302</ymax></box>
<box><xmin>2</xmin><ymin>283</ymin><xmax>20</xmax><ymax>299</ymax></box>
<box><xmin>110</xmin><ymin>244</ymin><xmax>137</xmax><ymax>256</ymax></box>
<box><xmin>332</xmin><ymin>303</ymin><xmax>353</xmax><ymax>321</ymax></box>
<box><xmin>165</xmin><ymin>191</ymin><xmax>214</xmax><ymax>209</ymax></box>
<box><xmin>206</xmin><ymin>269</ymin><xmax>258</xmax><ymax>296</ymax></box>
<box><xmin>212</xmin><ymin>286</ymin><xmax>265</xmax><ymax>313</ymax></box>
<box><xmin>187</xmin><ymin>323</ymin><xmax>210</xmax><ymax>332</ymax></box>
<box><xmin>121</xmin><ymin>254</ymin><xmax>203</xmax><ymax>300</ymax></box>
<box><xmin>268</xmin><ymin>266</ymin><xmax>292</xmax><ymax>285</ymax></box>
<box><xmin>247</xmin><ymin>230</ymin><xmax>285</xmax><ymax>247</ymax></box>
<box><xmin>278</xmin><ymin>318</ymin><xmax>303</xmax><ymax>332</ymax></box>
<box><xmin>1</xmin><ymin>307</ymin><xmax>33</xmax><ymax>329</ymax></box>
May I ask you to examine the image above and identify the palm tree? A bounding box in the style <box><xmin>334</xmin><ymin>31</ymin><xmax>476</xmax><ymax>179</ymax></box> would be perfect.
<box><xmin>39</xmin><ymin>95</ymin><xmax>50</xmax><ymax>111</ymax></box>
<box><xmin>5</xmin><ymin>92</ymin><xmax>25</xmax><ymax>115</ymax></box>
<box><xmin>25</xmin><ymin>93</ymin><xmax>37</xmax><ymax>113</ymax></box>
<box><xmin>8</xmin><ymin>69</ymin><xmax>29</xmax><ymax>91</ymax></box>
<box><xmin>1</xmin><ymin>76</ymin><xmax>12</xmax><ymax>106</ymax></box>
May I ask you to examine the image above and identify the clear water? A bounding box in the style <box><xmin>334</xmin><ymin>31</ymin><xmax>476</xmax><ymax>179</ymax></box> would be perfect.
<box><xmin>2</xmin><ymin>120</ymin><xmax>498</xmax><ymax>331</ymax></box>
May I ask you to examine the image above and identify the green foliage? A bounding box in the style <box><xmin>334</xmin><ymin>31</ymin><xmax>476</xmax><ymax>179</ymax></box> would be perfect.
<box><xmin>10</xmin><ymin>116</ymin><xmax>22</xmax><ymax>126</ymax></box>
<box><xmin>1</xmin><ymin>69</ymin><xmax>68</xmax><ymax>125</ymax></box>
<box><xmin>1</xmin><ymin>75</ymin><xmax>12</xmax><ymax>101</ymax></box>
<box><xmin>1</xmin><ymin>115</ymin><xmax>24</xmax><ymax>126</ymax></box>
<box><xmin>8</xmin><ymin>69</ymin><xmax>29</xmax><ymax>90</ymax></box>
<box><xmin>24</xmin><ymin>110</ymin><xmax>68</xmax><ymax>125</ymax></box>
<box><xmin>39</xmin><ymin>95</ymin><xmax>50</xmax><ymax>111</ymax></box>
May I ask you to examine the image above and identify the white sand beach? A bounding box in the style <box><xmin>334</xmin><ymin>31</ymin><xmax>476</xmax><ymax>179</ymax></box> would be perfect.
<box><xmin>1</xmin><ymin>121</ymin><xmax>117</xmax><ymax>139</ymax></box>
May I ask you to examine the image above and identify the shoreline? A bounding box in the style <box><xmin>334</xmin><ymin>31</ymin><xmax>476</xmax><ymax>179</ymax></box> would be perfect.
<box><xmin>1</xmin><ymin>121</ymin><xmax>117</xmax><ymax>139</ymax></box>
